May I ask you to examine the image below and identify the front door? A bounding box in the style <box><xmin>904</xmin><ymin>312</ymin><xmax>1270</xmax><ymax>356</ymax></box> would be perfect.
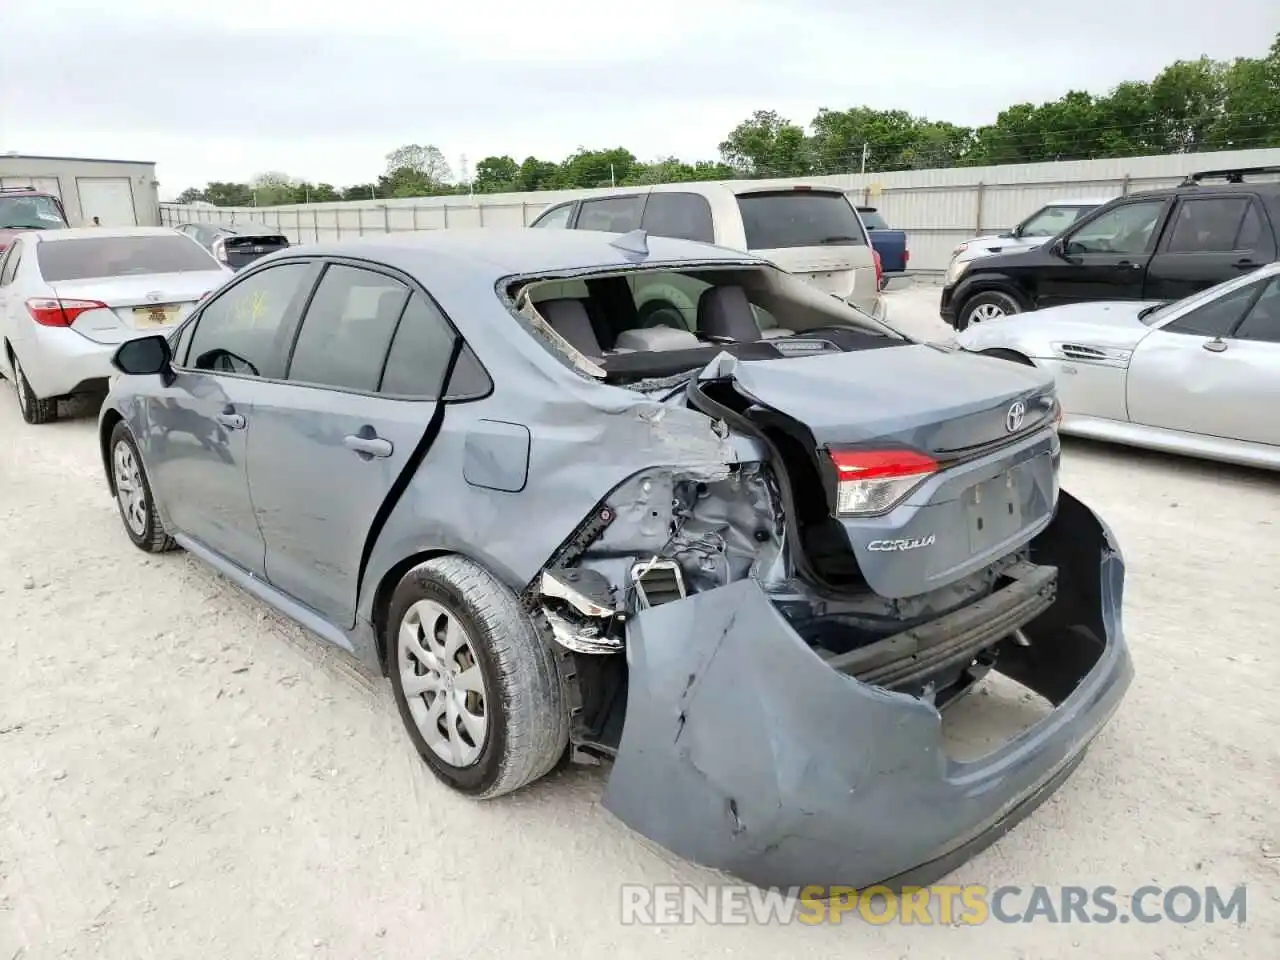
<box><xmin>148</xmin><ymin>259</ymin><xmax>320</xmax><ymax>574</ymax></box>
<box><xmin>1035</xmin><ymin>198</ymin><xmax>1169</xmax><ymax>308</ymax></box>
<box><xmin>1126</xmin><ymin>272</ymin><xmax>1280</xmax><ymax>446</ymax></box>
<box><xmin>1143</xmin><ymin>195</ymin><xmax>1277</xmax><ymax>302</ymax></box>
<box><xmin>246</xmin><ymin>264</ymin><xmax>457</xmax><ymax>628</ymax></box>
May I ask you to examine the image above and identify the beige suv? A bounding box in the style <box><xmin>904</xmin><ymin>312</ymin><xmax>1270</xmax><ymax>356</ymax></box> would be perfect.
<box><xmin>531</xmin><ymin>181</ymin><xmax>885</xmax><ymax>327</ymax></box>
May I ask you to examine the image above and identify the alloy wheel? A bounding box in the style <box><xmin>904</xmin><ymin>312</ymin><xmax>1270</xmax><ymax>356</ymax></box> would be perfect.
<box><xmin>969</xmin><ymin>302</ymin><xmax>1007</xmax><ymax>324</ymax></box>
<box><xmin>398</xmin><ymin>600</ymin><xmax>489</xmax><ymax>768</ymax></box>
<box><xmin>112</xmin><ymin>440</ymin><xmax>148</xmax><ymax>536</ymax></box>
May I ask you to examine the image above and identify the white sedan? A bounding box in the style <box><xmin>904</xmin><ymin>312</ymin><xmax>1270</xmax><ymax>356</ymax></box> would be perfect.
<box><xmin>0</xmin><ymin>226</ymin><xmax>232</xmax><ymax>424</ymax></box>
<box><xmin>956</xmin><ymin>261</ymin><xmax>1280</xmax><ymax>471</ymax></box>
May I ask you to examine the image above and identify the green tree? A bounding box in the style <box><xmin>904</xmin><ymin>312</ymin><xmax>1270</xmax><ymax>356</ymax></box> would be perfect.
<box><xmin>718</xmin><ymin>110</ymin><xmax>811</xmax><ymax>177</ymax></box>
<box><xmin>473</xmin><ymin>155</ymin><xmax>520</xmax><ymax>192</ymax></box>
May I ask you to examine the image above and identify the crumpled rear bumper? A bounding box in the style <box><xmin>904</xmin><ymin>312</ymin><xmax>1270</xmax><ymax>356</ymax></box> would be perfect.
<box><xmin>602</xmin><ymin>490</ymin><xmax>1132</xmax><ymax>891</ymax></box>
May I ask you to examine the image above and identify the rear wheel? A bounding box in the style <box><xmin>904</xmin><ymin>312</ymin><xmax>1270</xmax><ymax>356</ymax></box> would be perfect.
<box><xmin>12</xmin><ymin>353</ymin><xmax>58</xmax><ymax>425</ymax></box>
<box><xmin>387</xmin><ymin>556</ymin><xmax>568</xmax><ymax>799</ymax></box>
<box><xmin>957</xmin><ymin>290</ymin><xmax>1025</xmax><ymax>331</ymax></box>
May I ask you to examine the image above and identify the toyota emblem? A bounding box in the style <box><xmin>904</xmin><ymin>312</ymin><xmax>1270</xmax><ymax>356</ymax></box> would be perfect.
<box><xmin>1005</xmin><ymin>400</ymin><xmax>1027</xmax><ymax>434</ymax></box>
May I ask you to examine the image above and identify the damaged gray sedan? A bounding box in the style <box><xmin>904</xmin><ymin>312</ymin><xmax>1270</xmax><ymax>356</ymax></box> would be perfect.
<box><xmin>98</xmin><ymin>227</ymin><xmax>1133</xmax><ymax>891</ymax></box>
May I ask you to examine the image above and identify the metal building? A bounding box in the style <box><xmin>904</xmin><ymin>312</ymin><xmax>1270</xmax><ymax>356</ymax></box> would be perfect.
<box><xmin>0</xmin><ymin>153</ymin><xmax>161</xmax><ymax>227</ymax></box>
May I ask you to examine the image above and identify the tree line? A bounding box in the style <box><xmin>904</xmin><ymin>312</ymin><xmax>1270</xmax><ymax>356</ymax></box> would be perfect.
<box><xmin>175</xmin><ymin>35</ymin><xmax>1280</xmax><ymax>207</ymax></box>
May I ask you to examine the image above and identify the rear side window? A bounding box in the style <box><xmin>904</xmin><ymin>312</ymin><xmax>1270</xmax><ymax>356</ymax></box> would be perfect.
<box><xmin>737</xmin><ymin>191</ymin><xmax>867</xmax><ymax>249</ymax></box>
<box><xmin>1233</xmin><ymin>277</ymin><xmax>1280</xmax><ymax>343</ymax></box>
<box><xmin>380</xmin><ymin>293</ymin><xmax>490</xmax><ymax>399</ymax></box>
<box><xmin>640</xmin><ymin>193</ymin><xmax>714</xmax><ymax>243</ymax></box>
<box><xmin>288</xmin><ymin>265</ymin><xmax>410</xmax><ymax>392</ymax></box>
<box><xmin>186</xmin><ymin>262</ymin><xmax>313</xmax><ymax>377</ymax></box>
<box><xmin>576</xmin><ymin>196</ymin><xmax>643</xmax><ymax>233</ymax></box>
<box><xmin>36</xmin><ymin>235</ymin><xmax>221</xmax><ymax>281</ymax></box>
<box><xmin>1165</xmin><ymin>198</ymin><xmax>1254</xmax><ymax>253</ymax></box>
<box><xmin>1162</xmin><ymin>281</ymin><xmax>1259</xmax><ymax>338</ymax></box>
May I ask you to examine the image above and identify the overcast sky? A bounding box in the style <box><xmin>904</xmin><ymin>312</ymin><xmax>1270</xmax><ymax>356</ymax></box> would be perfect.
<box><xmin>2</xmin><ymin>0</ymin><xmax>1277</xmax><ymax>199</ymax></box>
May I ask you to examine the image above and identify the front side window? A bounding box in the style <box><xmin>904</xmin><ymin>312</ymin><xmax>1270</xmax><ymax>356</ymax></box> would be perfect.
<box><xmin>184</xmin><ymin>262</ymin><xmax>313</xmax><ymax>377</ymax></box>
<box><xmin>1065</xmin><ymin>201</ymin><xmax>1165</xmax><ymax>256</ymax></box>
<box><xmin>737</xmin><ymin>191</ymin><xmax>867</xmax><ymax>250</ymax></box>
<box><xmin>575</xmin><ymin>196</ymin><xmax>643</xmax><ymax>233</ymax></box>
<box><xmin>36</xmin><ymin>234</ymin><xmax>222</xmax><ymax>281</ymax></box>
<box><xmin>1161</xmin><ymin>281</ymin><xmax>1259</xmax><ymax>338</ymax></box>
<box><xmin>531</xmin><ymin>203</ymin><xmax>573</xmax><ymax>229</ymax></box>
<box><xmin>287</xmin><ymin>265</ymin><xmax>410</xmax><ymax>392</ymax></box>
<box><xmin>1233</xmin><ymin>278</ymin><xmax>1280</xmax><ymax>344</ymax></box>
<box><xmin>1164</xmin><ymin>198</ymin><xmax>1253</xmax><ymax>253</ymax></box>
<box><xmin>1019</xmin><ymin>204</ymin><xmax>1094</xmax><ymax>238</ymax></box>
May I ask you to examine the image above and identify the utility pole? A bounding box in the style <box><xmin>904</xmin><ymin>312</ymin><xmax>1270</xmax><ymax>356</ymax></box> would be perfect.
<box><xmin>610</xmin><ymin>163</ymin><xmax>616</xmax><ymax>187</ymax></box>
<box><xmin>860</xmin><ymin>143</ymin><xmax>869</xmax><ymax>175</ymax></box>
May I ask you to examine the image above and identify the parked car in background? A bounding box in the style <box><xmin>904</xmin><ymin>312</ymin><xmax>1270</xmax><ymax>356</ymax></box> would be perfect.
<box><xmin>955</xmin><ymin>261</ymin><xmax>1280</xmax><ymax>470</ymax></box>
<box><xmin>100</xmin><ymin>227</ymin><xmax>1129</xmax><ymax>891</ymax></box>
<box><xmin>857</xmin><ymin>205</ymin><xmax>909</xmax><ymax>279</ymax></box>
<box><xmin>530</xmin><ymin>182</ymin><xmax>886</xmax><ymax>323</ymax></box>
<box><xmin>175</xmin><ymin>221</ymin><xmax>291</xmax><ymax>271</ymax></box>
<box><xmin>0</xmin><ymin>226</ymin><xmax>231</xmax><ymax>423</ymax></box>
<box><xmin>0</xmin><ymin>186</ymin><xmax>70</xmax><ymax>253</ymax></box>
<box><xmin>949</xmin><ymin>198</ymin><xmax>1112</xmax><ymax>268</ymax></box>
<box><xmin>941</xmin><ymin>166</ymin><xmax>1280</xmax><ymax>330</ymax></box>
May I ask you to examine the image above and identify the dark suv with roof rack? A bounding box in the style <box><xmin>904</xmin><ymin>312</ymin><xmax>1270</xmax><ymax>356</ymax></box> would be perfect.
<box><xmin>0</xmin><ymin>186</ymin><xmax>70</xmax><ymax>253</ymax></box>
<box><xmin>940</xmin><ymin>165</ymin><xmax>1280</xmax><ymax>330</ymax></box>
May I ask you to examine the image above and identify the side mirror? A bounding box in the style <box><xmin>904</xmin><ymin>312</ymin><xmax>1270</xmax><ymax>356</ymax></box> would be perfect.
<box><xmin>1048</xmin><ymin>239</ymin><xmax>1068</xmax><ymax>258</ymax></box>
<box><xmin>112</xmin><ymin>334</ymin><xmax>174</xmax><ymax>385</ymax></box>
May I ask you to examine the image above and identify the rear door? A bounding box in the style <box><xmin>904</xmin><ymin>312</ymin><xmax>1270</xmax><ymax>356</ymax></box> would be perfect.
<box><xmin>1035</xmin><ymin>198</ymin><xmax>1170</xmax><ymax>308</ymax></box>
<box><xmin>1143</xmin><ymin>195</ymin><xmax>1276</xmax><ymax>302</ymax></box>
<box><xmin>1125</xmin><ymin>271</ymin><xmax>1280</xmax><ymax>445</ymax></box>
<box><xmin>733</xmin><ymin>188</ymin><xmax>879</xmax><ymax>313</ymax></box>
<box><xmin>245</xmin><ymin>262</ymin><xmax>453</xmax><ymax>627</ymax></box>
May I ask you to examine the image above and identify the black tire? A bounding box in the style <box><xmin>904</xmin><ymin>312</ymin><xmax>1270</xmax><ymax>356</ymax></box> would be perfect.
<box><xmin>979</xmin><ymin>348</ymin><xmax>1035</xmax><ymax>366</ymax></box>
<box><xmin>108</xmin><ymin>421</ymin><xmax>177</xmax><ymax>553</ymax></box>
<box><xmin>637</xmin><ymin>299</ymin><xmax>688</xmax><ymax>330</ymax></box>
<box><xmin>11</xmin><ymin>352</ymin><xmax>58</xmax><ymax>425</ymax></box>
<box><xmin>956</xmin><ymin>289</ymin><xmax>1026</xmax><ymax>331</ymax></box>
<box><xmin>387</xmin><ymin>555</ymin><xmax>568</xmax><ymax>799</ymax></box>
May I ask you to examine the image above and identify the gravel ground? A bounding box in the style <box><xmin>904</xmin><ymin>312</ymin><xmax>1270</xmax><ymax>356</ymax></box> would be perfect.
<box><xmin>1</xmin><ymin>281</ymin><xmax>1277</xmax><ymax>958</ymax></box>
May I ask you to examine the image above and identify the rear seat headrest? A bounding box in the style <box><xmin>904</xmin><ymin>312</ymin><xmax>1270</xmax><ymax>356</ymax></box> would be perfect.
<box><xmin>613</xmin><ymin>326</ymin><xmax>701</xmax><ymax>353</ymax></box>
<box><xmin>536</xmin><ymin>298</ymin><xmax>603</xmax><ymax>358</ymax></box>
<box><xmin>696</xmin><ymin>285</ymin><xmax>762</xmax><ymax>342</ymax></box>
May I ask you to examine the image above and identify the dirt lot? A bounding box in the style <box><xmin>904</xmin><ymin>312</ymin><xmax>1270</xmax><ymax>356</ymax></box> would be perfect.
<box><xmin>1</xmin><ymin>281</ymin><xmax>1277</xmax><ymax>958</ymax></box>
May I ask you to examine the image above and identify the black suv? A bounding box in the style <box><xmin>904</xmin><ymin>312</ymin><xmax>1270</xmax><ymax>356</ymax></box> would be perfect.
<box><xmin>941</xmin><ymin>165</ymin><xmax>1280</xmax><ymax>330</ymax></box>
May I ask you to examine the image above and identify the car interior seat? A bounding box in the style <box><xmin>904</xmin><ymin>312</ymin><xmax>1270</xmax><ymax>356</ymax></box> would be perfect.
<box><xmin>537</xmin><ymin>298</ymin><xmax>604</xmax><ymax>358</ymax></box>
<box><xmin>696</xmin><ymin>285</ymin><xmax>763</xmax><ymax>342</ymax></box>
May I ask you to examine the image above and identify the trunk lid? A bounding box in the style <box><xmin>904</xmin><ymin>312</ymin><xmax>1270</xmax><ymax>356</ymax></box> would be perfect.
<box><xmin>696</xmin><ymin>345</ymin><xmax>1061</xmax><ymax>599</ymax></box>
<box><xmin>54</xmin><ymin>271</ymin><xmax>229</xmax><ymax>344</ymax></box>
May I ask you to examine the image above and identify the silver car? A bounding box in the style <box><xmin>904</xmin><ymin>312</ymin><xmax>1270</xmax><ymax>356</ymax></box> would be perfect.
<box><xmin>97</xmin><ymin>228</ymin><xmax>1131</xmax><ymax>891</ymax></box>
<box><xmin>956</xmin><ymin>261</ymin><xmax>1280</xmax><ymax>470</ymax></box>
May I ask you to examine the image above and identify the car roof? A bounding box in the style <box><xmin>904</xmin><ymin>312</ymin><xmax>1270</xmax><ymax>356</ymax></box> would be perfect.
<box><xmin>1044</xmin><ymin>198</ymin><xmax>1114</xmax><ymax>206</ymax></box>
<box><xmin>0</xmin><ymin>187</ymin><xmax>57</xmax><ymax>198</ymax></box>
<box><xmin>29</xmin><ymin>226</ymin><xmax>184</xmax><ymax>243</ymax></box>
<box><xmin>182</xmin><ymin>222</ymin><xmax>282</xmax><ymax>234</ymax></box>
<box><xmin>280</xmin><ymin>227</ymin><xmax>761</xmax><ymax>279</ymax></box>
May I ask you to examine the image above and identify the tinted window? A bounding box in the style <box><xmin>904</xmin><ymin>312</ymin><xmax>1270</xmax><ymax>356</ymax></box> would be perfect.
<box><xmin>1162</xmin><ymin>282</ymin><xmax>1258</xmax><ymax>338</ymax></box>
<box><xmin>858</xmin><ymin>208</ymin><xmax>890</xmax><ymax>230</ymax></box>
<box><xmin>37</xmin><ymin>235</ymin><xmax>222</xmax><ymax>281</ymax></box>
<box><xmin>1165</xmin><ymin>198</ymin><xmax>1251</xmax><ymax>253</ymax></box>
<box><xmin>576</xmin><ymin>196</ymin><xmax>643</xmax><ymax>233</ymax></box>
<box><xmin>288</xmin><ymin>265</ymin><xmax>409</xmax><ymax>392</ymax></box>
<box><xmin>380</xmin><ymin>294</ymin><xmax>489</xmax><ymax>398</ymax></box>
<box><xmin>0</xmin><ymin>195</ymin><xmax>66</xmax><ymax>229</ymax></box>
<box><xmin>1019</xmin><ymin>204</ymin><xmax>1093</xmax><ymax>238</ymax></box>
<box><xmin>1235</xmin><ymin>204</ymin><xmax>1263</xmax><ymax>249</ymax></box>
<box><xmin>1066</xmin><ymin>201</ymin><xmax>1165</xmax><ymax>255</ymax></box>
<box><xmin>641</xmin><ymin>193</ymin><xmax>714</xmax><ymax>243</ymax></box>
<box><xmin>532</xmin><ymin>203</ymin><xmax>573</xmax><ymax>229</ymax></box>
<box><xmin>737</xmin><ymin>191</ymin><xmax>867</xmax><ymax>249</ymax></box>
<box><xmin>1233</xmin><ymin>278</ymin><xmax>1280</xmax><ymax>344</ymax></box>
<box><xmin>186</xmin><ymin>263</ymin><xmax>313</xmax><ymax>377</ymax></box>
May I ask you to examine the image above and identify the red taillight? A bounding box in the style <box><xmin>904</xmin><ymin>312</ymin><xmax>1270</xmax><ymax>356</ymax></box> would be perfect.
<box><xmin>873</xmin><ymin>249</ymin><xmax>884</xmax><ymax>290</ymax></box>
<box><xmin>25</xmin><ymin>298</ymin><xmax>108</xmax><ymax>327</ymax></box>
<box><xmin>828</xmin><ymin>448</ymin><xmax>938</xmax><ymax>516</ymax></box>
<box><xmin>904</xmin><ymin>249</ymin><xmax>910</xmax><ymax>263</ymax></box>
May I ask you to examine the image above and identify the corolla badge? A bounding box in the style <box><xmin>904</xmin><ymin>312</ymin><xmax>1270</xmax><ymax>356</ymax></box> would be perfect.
<box><xmin>1005</xmin><ymin>400</ymin><xmax>1027</xmax><ymax>433</ymax></box>
<box><xmin>868</xmin><ymin>535</ymin><xmax>936</xmax><ymax>552</ymax></box>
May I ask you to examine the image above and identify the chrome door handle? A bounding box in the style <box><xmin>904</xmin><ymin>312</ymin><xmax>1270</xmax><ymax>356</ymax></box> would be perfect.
<box><xmin>343</xmin><ymin>433</ymin><xmax>393</xmax><ymax>458</ymax></box>
<box><xmin>215</xmin><ymin>408</ymin><xmax>246</xmax><ymax>429</ymax></box>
